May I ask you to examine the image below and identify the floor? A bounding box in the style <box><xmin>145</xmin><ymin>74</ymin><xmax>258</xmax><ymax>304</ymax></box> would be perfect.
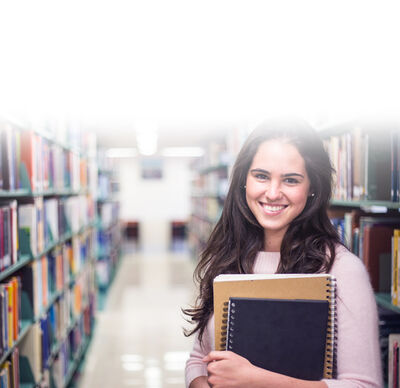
<box><xmin>76</xmin><ymin>248</ymin><xmax>197</xmax><ymax>388</ymax></box>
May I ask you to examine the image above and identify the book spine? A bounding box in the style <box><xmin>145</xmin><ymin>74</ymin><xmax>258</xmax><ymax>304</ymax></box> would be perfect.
<box><xmin>391</xmin><ymin>131</ymin><xmax>399</xmax><ymax>202</ymax></box>
<box><xmin>325</xmin><ymin>275</ymin><xmax>337</xmax><ymax>379</ymax></box>
<box><xmin>392</xmin><ymin>230</ymin><xmax>399</xmax><ymax>306</ymax></box>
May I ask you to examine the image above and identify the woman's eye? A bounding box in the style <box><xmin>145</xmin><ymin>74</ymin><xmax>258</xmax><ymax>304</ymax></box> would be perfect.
<box><xmin>255</xmin><ymin>173</ymin><xmax>268</xmax><ymax>180</ymax></box>
<box><xmin>285</xmin><ymin>178</ymin><xmax>299</xmax><ymax>184</ymax></box>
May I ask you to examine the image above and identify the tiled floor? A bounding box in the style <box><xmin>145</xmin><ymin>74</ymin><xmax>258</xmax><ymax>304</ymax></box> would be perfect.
<box><xmin>76</xmin><ymin>250</ymin><xmax>197</xmax><ymax>387</ymax></box>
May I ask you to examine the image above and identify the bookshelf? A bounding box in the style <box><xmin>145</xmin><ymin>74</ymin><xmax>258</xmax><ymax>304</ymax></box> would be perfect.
<box><xmin>320</xmin><ymin>120</ymin><xmax>400</xmax><ymax>386</ymax></box>
<box><xmin>96</xmin><ymin>151</ymin><xmax>121</xmax><ymax>309</ymax></box>
<box><xmin>188</xmin><ymin>127</ymin><xmax>251</xmax><ymax>258</ymax></box>
<box><xmin>188</xmin><ymin>136</ymin><xmax>233</xmax><ymax>258</ymax></box>
<box><xmin>0</xmin><ymin>118</ymin><xmax>99</xmax><ymax>388</ymax></box>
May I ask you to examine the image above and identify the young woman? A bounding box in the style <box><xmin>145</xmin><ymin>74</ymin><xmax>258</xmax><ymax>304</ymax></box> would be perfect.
<box><xmin>183</xmin><ymin>119</ymin><xmax>382</xmax><ymax>388</ymax></box>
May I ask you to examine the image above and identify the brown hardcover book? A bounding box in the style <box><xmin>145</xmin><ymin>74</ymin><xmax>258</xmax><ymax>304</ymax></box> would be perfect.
<box><xmin>362</xmin><ymin>225</ymin><xmax>394</xmax><ymax>293</ymax></box>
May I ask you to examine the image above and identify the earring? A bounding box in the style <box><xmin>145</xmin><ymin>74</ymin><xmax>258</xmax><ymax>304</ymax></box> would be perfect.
<box><xmin>243</xmin><ymin>185</ymin><xmax>247</xmax><ymax>189</ymax></box>
<box><xmin>310</xmin><ymin>193</ymin><xmax>315</xmax><ymax>197</ymax></box>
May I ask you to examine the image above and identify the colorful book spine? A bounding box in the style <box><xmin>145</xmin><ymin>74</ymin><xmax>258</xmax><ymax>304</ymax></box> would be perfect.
<box><xmin>392</xmin><ymin>229</ymin><xmax>400</xmax><ymax>306</ymax></box>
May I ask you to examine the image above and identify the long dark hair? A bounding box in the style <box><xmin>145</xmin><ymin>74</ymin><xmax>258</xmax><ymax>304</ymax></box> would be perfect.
<box><xmin>183</xmin><ymin>118</ymin><xmax>342</xmax><ymax>342</ymax></box>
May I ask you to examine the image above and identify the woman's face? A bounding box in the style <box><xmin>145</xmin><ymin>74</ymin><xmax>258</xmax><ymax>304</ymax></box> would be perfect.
<box><xmin>245</xmin><ymin>139</ymin><xmax>311</xmax><ymax>250</ymax></box>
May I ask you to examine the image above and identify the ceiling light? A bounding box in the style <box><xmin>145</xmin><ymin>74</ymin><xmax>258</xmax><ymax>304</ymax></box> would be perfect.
<box><xmin>136</xmin><ymin>120</ymin><xmax>158</xmax><ymax>156</ymax></box>
<box><xmin>161</xmin><ymin>147</ymin><xmax>204</xmax><ymax>157</ymax></box>
<box><xmin>105</xmin><ymin>147</ymin><xmax>137</xmax><ymax>158</ymax></box>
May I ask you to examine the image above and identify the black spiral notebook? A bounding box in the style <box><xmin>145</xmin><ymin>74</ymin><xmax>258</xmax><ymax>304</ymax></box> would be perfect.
<box><xmin>226</xmin><ymin>297</ymin><xmax>330</xmax><ymax>381</ymax></box>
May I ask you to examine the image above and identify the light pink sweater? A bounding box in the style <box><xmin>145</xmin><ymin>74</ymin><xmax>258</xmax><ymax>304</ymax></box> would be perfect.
<box><xmin>185</xmin><ymin>246</ymin><xmax>383</xmax><ymax>387</ymax></box>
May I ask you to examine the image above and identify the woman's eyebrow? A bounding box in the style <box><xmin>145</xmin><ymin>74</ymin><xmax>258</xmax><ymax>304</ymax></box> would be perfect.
<box><xmin>282</xmin><ymin>173</ymin><xmax>304</xmax><ymax>178</ymax></box>
<box><xmin>250</xmin><ymin>168</ymin><xmax>304</xmax><ymax>178</ymax></box>
<box><xmin>250</xmin><ymin>168</ymin><xmax>269</xmax><ymax>174</ymax></box>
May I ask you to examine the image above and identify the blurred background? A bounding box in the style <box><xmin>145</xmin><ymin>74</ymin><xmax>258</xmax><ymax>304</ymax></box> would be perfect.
<box><xmin>0</xmin><ymin>1</ymin><xmax>399</xmax><ymax>387</ymax></box>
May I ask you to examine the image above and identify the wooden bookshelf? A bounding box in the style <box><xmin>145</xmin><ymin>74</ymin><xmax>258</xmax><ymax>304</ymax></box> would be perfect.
<box><xmin>331</xmin><ymin>199</ymin><xmax>400</xmax><ymax>210</ymax></box>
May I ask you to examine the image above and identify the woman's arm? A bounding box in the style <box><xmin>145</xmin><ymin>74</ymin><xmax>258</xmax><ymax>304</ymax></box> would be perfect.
<box><xmin>189</xmin><ymin>376</ymin><xmax>210</xmax><ymax>388</ymax></box>
<box><xmin>185</xmin><ymin>316</ymin><xmax>214</xmax><ymax>387</ymax></box>
<box><xmin>323</xmin><ymin>248</ymin><xmax>382</xmax><ymax>387</ymax></box>
<box><xmin>204</xmin><ymin>351</ymin><xmax>328</xmax><ymax>388</ymax></box>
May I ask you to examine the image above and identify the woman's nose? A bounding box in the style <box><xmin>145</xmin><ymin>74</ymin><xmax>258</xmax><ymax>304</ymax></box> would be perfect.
<box><xmin>265</xmin><ymin>181</ymin><xmax>282</xmax><ymax>201</ymax></box>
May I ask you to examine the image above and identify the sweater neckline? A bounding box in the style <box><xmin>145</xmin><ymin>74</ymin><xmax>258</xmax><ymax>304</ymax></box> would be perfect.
<box><xmin>253</xmin><ymin>251</ymin><xmax>281</xmax><ymax>274</ymax></box>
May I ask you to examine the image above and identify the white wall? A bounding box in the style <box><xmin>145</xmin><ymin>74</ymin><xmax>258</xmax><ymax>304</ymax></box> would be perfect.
<box><xmin>117</xmin><ymin>157</ymin><xmax>192</xmax><ymax>252</ymax></box>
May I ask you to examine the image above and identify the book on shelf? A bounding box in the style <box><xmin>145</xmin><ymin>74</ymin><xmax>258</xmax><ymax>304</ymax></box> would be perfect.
<box><xmin>391</xmin><ymin>131</ymin><xmax>400</xmax><ymax>202</ymax></box>
<box><xmin>0</xmin><ymin>348</ymin><xmax>19</xmax><ymax>388</ymax></box>
<box><xmin>389</xmin><ymin>333</ymin><xmax>400</xmax><ymax>388</ymax></box>
<box><xmin>10</xmin><ymin>347</ymin><xmax>19</xmax><ymax>388</ymax></box>
<box><xmin>5</xmin><ymin>280</ymin><xmax>14</xmax><ymax>349</ymax></box>
<box><xmin>44</xmin><ymin>198</ymin><xmax>59</xmax><ymax>247</ymax></box>
<box><xmin>0</xmin><ymin>286</ymin><xmax>4</xmax><ymax>356</ymax></box>
<box><xmin>324</xmin><ymin>126</ymin><xmax>397</xmax><ymax>202</ymax></box>
<box><xmin>392</xmin><ymin>229</ymin><xmax>400</xmax><ymax>306</ymax></box>
<box><xmin>19</xmin><ymin>130</ymin><xmax>39</xmax><ymax>192</ymax></box>
<box><xmin>366</xmin><ymin>129</ymin><xmax>392</xmax><ymax>201</ymax></box>
<box><xmin>18</xmin><ymin>197</ymin><xmax>45</xmax><ymax>257</ymax></box>
<box><xmin>48</xmin><ymin>247</ymin><xmax>64</xmax><ymax>295</ymax></box>
<box><xmin>328</xmin><ymin>208</ymin><xmax>363</xmax><ymax>254</ymax></box>
<box><xmin>5</xmin><ymin>277</ymin><xmax>21</xmax><ymax>348</ymax></box>
<box><xmin>8</xmin><ymin>200</ymin><xmax>18</xmax><ymax>266</ymax></box>
<box><xmin>0</xmin><ymin>128</ymin><xmax>4</xmax><ymax>190</ymax></box>
<box><xmin>362</xmin><ymin>225</ymin><xmax>393</xmax><ymax>293</ymax></box>
<box><xmin>357</xmin><ymin>217</ymin><xmax>400</xmax><ymax>294</ymax></box>
<box><xmin>213</xmin><ymin>273</ymin><xmax>337</xmax><ymax>379</ymax></box>
<box><xmin>226</xmin><ymin>297</ymin><xmax>330</xmax><ymax>381</ymax></box>
<box><xmin>40</xmin><ymin>255</ymin><xmax>48</xmax><ymax>309</ymax></box>
<box><xmin>40</xmin><ymin>315</ymin><xmax>51</xmax><ymax>369</ymax></box>
<box><xmin>0</xmin><ymin>205</ymin><xmax>11</xmax><ymax>271</ymax></box>
<box><xmin>0</xmin><ymin>277</ymin><xmax>21</xmax><ymax>357</ymax></box>
<box><xmin>19</xmin><ymin>261</ymin><xmax>42</xmax><ymax>320</ymax></box>
<box><xmin>352</xmin><ymin>126</ymin><xmax>366</xmax><ymax>200</ymax></box>
<box><xmin>1</xmin><ymin>123</ymin><xmax>20</xmax><ymax>191</ymax></box>
<box><xmin>0</xmin><ymin>200</ymin><xmax>18</xmax><ymax>271</ymax></box>
<box><xmin>18</xmin><ymin>322</ymin><xmax>42</xmax><ymax>384</ymax></box>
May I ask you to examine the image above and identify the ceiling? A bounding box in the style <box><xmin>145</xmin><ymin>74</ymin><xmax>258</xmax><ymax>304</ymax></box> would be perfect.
<box><xmin>89</xmin><ymin>118</ymin><xmax>261</xmax><ymax>154</ymax></box>
<box><xmin>0</xmin><ymin>1</ymin><xmax>398</xmax><ymax>151</ymax></box>
<box><xmin>91</xmin><ymin>120</ymin><xmax>232</xmax><ymax>149</ymax></box>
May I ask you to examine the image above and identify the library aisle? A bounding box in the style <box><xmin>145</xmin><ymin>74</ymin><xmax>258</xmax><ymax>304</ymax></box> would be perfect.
<box><xmin>75</xmin><ymin>249</ymin><xmax>197</xmax><ymax>387</ymax></box>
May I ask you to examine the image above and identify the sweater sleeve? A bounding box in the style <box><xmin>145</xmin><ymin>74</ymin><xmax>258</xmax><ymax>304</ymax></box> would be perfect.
<box><xmin>185</xmin><ymin>315</ymin><xmax>215</xmax><ymax>387</ymax></box>
<box><xmin>323</xmin><ymin>247</ymin><xmax>383</xmax><ymax>388</ymax></box>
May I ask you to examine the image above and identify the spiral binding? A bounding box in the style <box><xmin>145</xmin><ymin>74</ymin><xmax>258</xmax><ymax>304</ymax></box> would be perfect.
<box><xmin>220</xmin><ymin>301</ymin><xmax>229</xmax><ymax>349</ymax></box>
<box><xmin>226</xmin><ymin>300</ymin><xmax>235</xmax><ymax>351</ymax></box>
<box><xmin>325</xmin><ymin>275</ymin><xmax>338</xmax><ymax>379</ymax></box>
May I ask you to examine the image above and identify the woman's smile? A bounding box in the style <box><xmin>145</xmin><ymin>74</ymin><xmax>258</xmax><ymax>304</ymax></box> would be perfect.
<box><xmin>259</xmin><ymin>202</ymin><xmax>288</xmax><ymax>215</ymax></box>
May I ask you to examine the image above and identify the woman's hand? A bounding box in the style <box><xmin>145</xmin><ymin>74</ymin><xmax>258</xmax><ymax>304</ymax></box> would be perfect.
<box><xmin>203</xmin><ymin>351</ymin><xmax>257</xmax><ymax>388</ymax></box>
<box><xmin>202</xmin><ymin>350</ymin><xmax>329</xmax><ymax>388</ymax></box>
